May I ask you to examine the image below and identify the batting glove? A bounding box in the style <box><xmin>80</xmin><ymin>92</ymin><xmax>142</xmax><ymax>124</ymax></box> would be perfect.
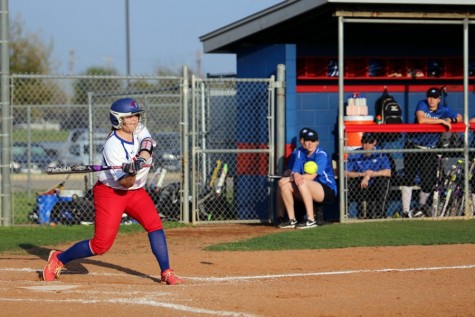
<box><xmin>122</xmin><ymin>157</ymin><xmax>146</xmax><ymax>176</ymax></box>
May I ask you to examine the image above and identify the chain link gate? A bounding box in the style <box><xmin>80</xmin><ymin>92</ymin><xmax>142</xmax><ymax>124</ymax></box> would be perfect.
<box><xmin>189</xmin><ymin>77</ymin><xmax>275</xmax><ymax>223</ymax></box>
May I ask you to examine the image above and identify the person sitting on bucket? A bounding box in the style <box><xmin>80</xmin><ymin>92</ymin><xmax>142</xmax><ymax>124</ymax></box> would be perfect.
<box><xmin>277</xmin><ymin>129</ymin><xmax>337</xmax><ymax>229</ymax></box>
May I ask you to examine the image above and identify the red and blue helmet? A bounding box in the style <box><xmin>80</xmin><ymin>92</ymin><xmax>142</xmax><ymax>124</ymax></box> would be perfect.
<box><xmin>109</xmin><ymin>98</ymin><xmax>144</xmax><ymax>129</ymax></box>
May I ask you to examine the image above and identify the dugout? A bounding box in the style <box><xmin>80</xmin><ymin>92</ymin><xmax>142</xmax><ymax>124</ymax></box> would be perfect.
<box><xmin>200</xmin><ymin>0</ymin><xmax>475</xmax><ymax>222</ymax></box>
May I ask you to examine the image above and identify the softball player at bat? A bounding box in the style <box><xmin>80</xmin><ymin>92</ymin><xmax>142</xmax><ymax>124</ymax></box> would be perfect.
<box><xmin>42</xmin><ymin>98</ymin><xmax>183</xmax><ymax>285</ymax></box>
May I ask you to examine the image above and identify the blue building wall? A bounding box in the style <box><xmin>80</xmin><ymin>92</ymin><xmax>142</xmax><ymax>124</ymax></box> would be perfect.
<box><xmin>295</xmin><ymin>89</ymin><xmax>469</xmax><ymax>160</ymax></box>
<box><xmin>235</xmin><ymin>44</ymin><xmax>297</xmax><ymax>220</ymax></box>
<box><xmin>234</xmin><ymin>44</ymin><xmax>473</xmax><ymax>222</ymax></box>
<box><xmin>293</xmin><ymin>92</ymin><xmax>339</xmax><ymax>159</ymax></box>
<box><xmin>237</xmin><ymin>44</ymin><xmax>472</xmax><ymax>162</ymax></box>
<box><xmin>237</xmin><ymin>44</ymin><xmax>298</xmax><ymax>147</ymax></box>
<box><xmin>237</xmin><ymin>44</ymin><xmax>472</xmax><ymax>161</ymax></box>
<box><xmin>237</xmin><ymin>47</ymin><xmax>470</xmax><ymax>158</ymax></box>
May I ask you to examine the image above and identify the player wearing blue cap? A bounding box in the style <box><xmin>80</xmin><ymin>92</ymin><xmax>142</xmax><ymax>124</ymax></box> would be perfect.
<box><xmin>43</xmin><ymin>98</ymin><xmax>183</xmax><ymax>285</ymax></box>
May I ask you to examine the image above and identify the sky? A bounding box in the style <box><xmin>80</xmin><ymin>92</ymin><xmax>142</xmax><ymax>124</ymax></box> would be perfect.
<box><xmin>9</xmin><ymin>0</ymin><xmax>282</xmax><ymax>76</ymax></box>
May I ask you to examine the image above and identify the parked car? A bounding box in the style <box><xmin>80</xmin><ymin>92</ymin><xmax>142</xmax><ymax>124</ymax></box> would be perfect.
<box><xmin>7</xmin><ymin>142</ymin><xmax>63</xmax><ymax>173</ymax></box>
<box><xmin>61</xmin><ymin>128</ymin><xmax>110</xmax><ymax>166</ymax></box>
<box><xmin>153</xmin><ymin>132</ymin><xmax>182</xmax><ymax>171</ymax></box>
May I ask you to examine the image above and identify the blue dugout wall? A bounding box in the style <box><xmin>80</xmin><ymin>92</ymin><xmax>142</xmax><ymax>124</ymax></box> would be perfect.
<box><xmin>235</xmin><ymin>43</ymin><xmax>473</xmax><ymax>222</ymax></box>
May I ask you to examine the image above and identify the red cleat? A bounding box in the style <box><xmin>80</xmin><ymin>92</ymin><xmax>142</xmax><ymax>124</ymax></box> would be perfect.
<box><xmin>161</xmin><ymin>268</ymin><xmax>183</xmax><ymax>285</ymax></box>
<box><xmin>42</xmin><ymin>250</ymin><xmax>64</xmax><ymax>281</ymax></box>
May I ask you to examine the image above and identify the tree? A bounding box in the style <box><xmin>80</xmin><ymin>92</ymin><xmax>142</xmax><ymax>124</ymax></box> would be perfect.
<box><xmin>68</xmin><ymin>67</ymin><xmax>122</xmax><ymax>129</ymax></box>
<box><xmin>9</xmin><ymin>14</ymin><xmax>55</xmax><ymax>74</ymax></box>
<box><xmin>72</xmin><ymin>67</ymin><xmax>122</xmax><ymax>105</ymax></box>
<box><xmin>9</xmin><ymin>14</ymin><xmax>68</xmax><ymax>126</ymax></box>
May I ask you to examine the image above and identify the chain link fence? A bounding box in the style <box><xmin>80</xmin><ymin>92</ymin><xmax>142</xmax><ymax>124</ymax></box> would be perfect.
<box><xmin>8</xmin><ymin>73</ymin><xmax>474</xmax><ymax>226</ymax></box>
<box><xmin>343</xmin><ymin>128</ymin><xmax>475</xmax><ymax>220</ymax></box>
<box><xmin>190</xmin><ymin>78</ymin><xmax>274</xmax><ymax>223</ymax></box>
<box><xmin>4</xmin><ymin>73</ymin><xmax>275</xmax><ymax>226</ymax></box>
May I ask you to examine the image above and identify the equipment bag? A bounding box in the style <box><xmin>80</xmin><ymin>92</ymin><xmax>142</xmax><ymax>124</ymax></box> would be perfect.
<box><xmin>375</xmin><ymin>88</ymin><xmax>403</xmax><ymax>124</ymax></box>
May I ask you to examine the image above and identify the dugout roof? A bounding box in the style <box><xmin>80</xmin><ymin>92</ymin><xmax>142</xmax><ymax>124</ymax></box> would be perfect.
<box><xmin>200</xmin><ymin>0</ymin><xmax>475</xmax><ymax>54</ymax></box>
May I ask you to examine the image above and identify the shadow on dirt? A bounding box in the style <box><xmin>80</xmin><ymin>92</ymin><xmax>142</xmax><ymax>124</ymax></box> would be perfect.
<box><xmin>19</xmin><ymin>244</ymin><xmax>160</xmax><ymax>283</ymax></box>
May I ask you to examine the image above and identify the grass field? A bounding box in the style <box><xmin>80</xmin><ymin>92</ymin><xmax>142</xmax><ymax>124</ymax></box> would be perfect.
<box><xmin>0</xmin><ymin>221</ymin><xmax>186</xmax><ymax>254</ymax></box>
<box><xmin>1</xmin><ymin>219</ymin><xmax>474</xmax><ymax>254</ymax></box>
<box><xmin>1</xmin><ymin>222</ymin><xmax>474</xmax><ymax>316</ymax></box>
<box><xmin>207</xmin><ymin>219</ymin><xmax>475</xmax><ymax>250</ymax></box>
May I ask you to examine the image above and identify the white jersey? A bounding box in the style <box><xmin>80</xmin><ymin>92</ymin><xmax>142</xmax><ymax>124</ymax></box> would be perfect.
<box><xmin>97</xmin><ymin>127</ymin><xmax>154</xmax><ymax>190</ymax></box>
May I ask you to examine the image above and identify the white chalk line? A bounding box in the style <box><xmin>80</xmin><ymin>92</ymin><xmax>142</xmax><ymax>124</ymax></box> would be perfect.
<box><xmin>186</xmin><ymin>264</ymin><xmax>475</xmax><ymax>282</ymax></box>
<box><xmin>0</xmin><ymin>297</ymin><xmax>257</xmax><ymax>317</ymax></box>
<box><xmin>1</xmin><ymin>264</ymin><xmax>474</xmax><ymax>317</ymax></box>
<box><xmin>1</xmin><ymin>264</ymin><xmax>475</xmax><ymax>282</ymax></box>
<box><xmin>22</xmin><ymin>284</ymin><xmax>79</xmax><ymax>291</ymax></box>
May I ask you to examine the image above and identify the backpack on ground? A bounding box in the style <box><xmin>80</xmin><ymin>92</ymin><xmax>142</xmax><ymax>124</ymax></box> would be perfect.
<box><xmin>375</xmin><ymin>88</ymin><xmax>403</xmax><ymax>124</ymax></box>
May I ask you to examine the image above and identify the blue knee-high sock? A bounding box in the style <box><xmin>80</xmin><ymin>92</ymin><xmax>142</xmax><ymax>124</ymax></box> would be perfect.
<box><xmin>148</xmin><ymin>229</ymin><xmax>170</xmax><ymax>272</ymax></box>
<box><xmin>57</xmin><ymin>240</ymin><xmax>94</xmax><ymax>264</ymax></box>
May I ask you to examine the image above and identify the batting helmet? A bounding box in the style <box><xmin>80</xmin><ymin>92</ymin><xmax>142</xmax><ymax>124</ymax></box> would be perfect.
<box><xmin>109</xmin><ymin>98</ymin><xmax>144</xmax><ymax>129</ymax></box>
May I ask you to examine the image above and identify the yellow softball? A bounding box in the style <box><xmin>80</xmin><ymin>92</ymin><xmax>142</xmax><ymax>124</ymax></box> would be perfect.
<box><xmin>304</xmin><ymin>161</ymin><xmax>318</xmax><ymax>174</ymax></box>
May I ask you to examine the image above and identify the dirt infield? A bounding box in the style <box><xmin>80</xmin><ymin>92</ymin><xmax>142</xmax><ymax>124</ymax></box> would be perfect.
<box><xmin>1</xmin><ymin>224</ymin><xmax>474</xmax><ymax>317</ymax></box>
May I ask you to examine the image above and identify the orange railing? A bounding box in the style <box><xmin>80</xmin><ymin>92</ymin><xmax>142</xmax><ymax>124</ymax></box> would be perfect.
<box><xmin>344</xmin><ymin>122</ymin><xmax>470</xmax><ymax>134</ymax></box>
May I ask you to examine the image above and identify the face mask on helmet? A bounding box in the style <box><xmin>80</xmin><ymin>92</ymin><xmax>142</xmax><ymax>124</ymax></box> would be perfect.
<box><xmin>109</xmin><ymin>98</ymin><xmax>145</xmax><ymax>130</ymax></box>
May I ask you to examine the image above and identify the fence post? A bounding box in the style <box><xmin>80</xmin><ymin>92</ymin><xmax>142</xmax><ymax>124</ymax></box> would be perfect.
<box><xmin>276</xmin><ymin>64</ymin><xmax>286</xmax><ymax>177</ymax></box>
<box><xmin>1</xmin><ymin>0</ymin><xmax>12</xmax><ymax>226</ymax></box>
<box><xmin>182</xmin><ymin>65</ymin><xmax>190</xmax><ymax>223</ymax></box>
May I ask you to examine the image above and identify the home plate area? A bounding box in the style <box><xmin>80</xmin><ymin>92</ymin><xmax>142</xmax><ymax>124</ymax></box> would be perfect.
<box><xmin>0</xmin><ymin>224</ymin><xmax>474</xmax><ymax>316</ymax></box>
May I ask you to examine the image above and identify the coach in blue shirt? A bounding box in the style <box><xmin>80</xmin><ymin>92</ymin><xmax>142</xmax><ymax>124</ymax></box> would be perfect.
<box><xmin>345</xmin><ymin>132</ymin><xmax>392</xmax><ymax>219</ymax></box>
